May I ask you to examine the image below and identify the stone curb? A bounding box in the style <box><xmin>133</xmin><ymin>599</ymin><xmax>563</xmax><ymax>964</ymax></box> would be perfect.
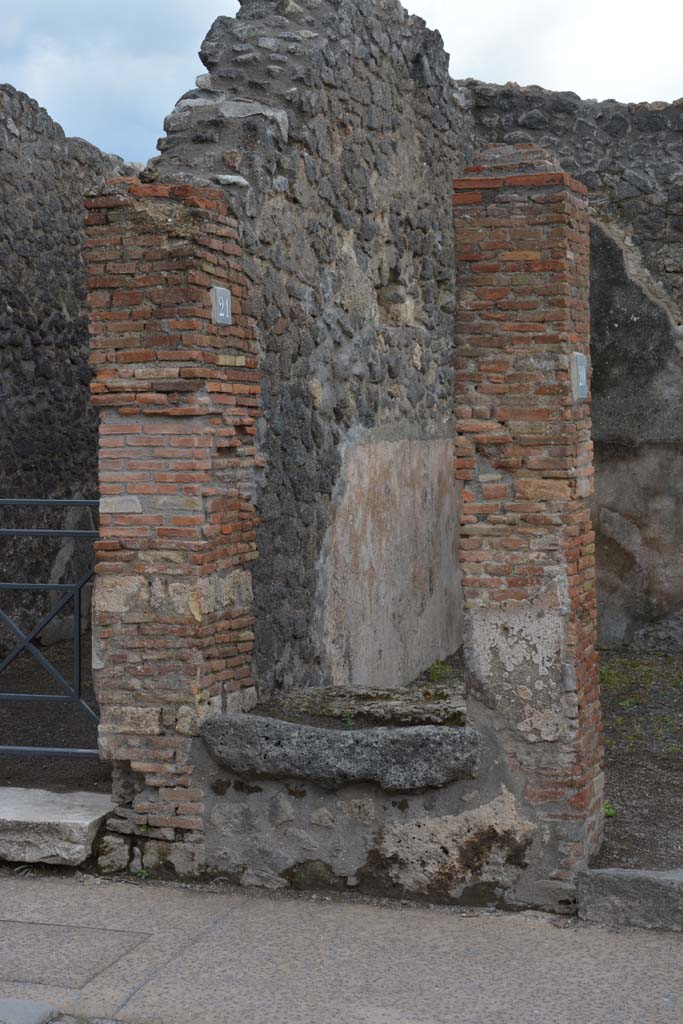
<box><xmin>577</xmin><ymin>867</ymin><xmax>683</xmax><ymax>932</ymax></box>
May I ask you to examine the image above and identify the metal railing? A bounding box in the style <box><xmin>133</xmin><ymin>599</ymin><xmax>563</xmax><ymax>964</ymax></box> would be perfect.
<box><xmin>0</xmin><ymin>498</ymin><xmax>100</xmax><ymax>758</ymax></box>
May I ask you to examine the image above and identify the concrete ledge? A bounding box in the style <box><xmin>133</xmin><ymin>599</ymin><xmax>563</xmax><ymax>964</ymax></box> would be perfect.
<box><xmin>202</xmin><ymin>715</ymin><xmax>479</xmax><ymax>792</ymax></box>
<box><xmin>0</xmin><ymin>788</ymin><xmax>114</xmax><ymax>867</ymax></box>
<box><xmin>578</xmin><ymin>868</ymin><xmax>683</xmax><ymax>931</ymax></box>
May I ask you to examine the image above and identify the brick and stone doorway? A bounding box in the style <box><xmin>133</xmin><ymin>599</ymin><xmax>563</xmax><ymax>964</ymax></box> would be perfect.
<box><xmin>80</xmin><ymin>145</ymin><xmax>604</xmax><ymax>907</ymax></box>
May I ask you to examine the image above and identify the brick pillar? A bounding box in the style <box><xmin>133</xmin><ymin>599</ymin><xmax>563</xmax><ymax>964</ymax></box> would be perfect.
<box><xmin>85</xmin><ymin>179</ymin><xmax>259</xmax><ymax>874</ymax></box>
<box><xmin>453</xmin><ymin>145</ymin><xmax>603</xmax><ymax>896</ymax></box>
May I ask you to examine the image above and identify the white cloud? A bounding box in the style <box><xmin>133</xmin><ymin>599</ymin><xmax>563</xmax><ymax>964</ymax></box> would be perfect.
<box><xmin>1</xmin><ymin>0</ymin><xmax>681</xmax><ymax>161</ymax></box>
<box><xmin>10</xmin><ymin>39</ymin><xmax>194</xmax><ymax>159</ymax></box>
<box><xmin>411</xmin><ymin>0</ymin><xmax>683</xmax><ymax>103</ymax></box>
<box><xmin>1</xmin><ymin>1</ymin><xmax>238</xmax><ymax>160</ymax></box>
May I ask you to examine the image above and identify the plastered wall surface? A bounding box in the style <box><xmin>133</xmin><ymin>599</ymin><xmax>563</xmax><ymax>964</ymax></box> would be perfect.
<box><xmin>318</xmin><ymin>437</ymin><xmax>462</xmax><ymax>690</ymax></box>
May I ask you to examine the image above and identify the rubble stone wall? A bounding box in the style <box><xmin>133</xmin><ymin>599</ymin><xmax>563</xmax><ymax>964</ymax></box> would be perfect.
<box><xmin>0</xmin><ymin>84</ymin><xmax>125</xmax><ymax>636</ymax></box>
<box><xmin>150</xmin><ymin>0</ymin><xmax>474</xmax><ymax>693</ymax></box>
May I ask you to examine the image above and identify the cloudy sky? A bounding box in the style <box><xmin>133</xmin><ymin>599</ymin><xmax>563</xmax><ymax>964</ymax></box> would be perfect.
<box><xmin>2</xmin><ymin>0</ymin><xmax>682</xmax><ymax>163</ymax></box>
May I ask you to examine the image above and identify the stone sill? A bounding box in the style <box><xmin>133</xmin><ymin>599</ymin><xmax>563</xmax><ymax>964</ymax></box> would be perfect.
<box><xmin>201</xmin><ymin>712</ymin><xmax>479</xmax><ymax>793</ymax></box>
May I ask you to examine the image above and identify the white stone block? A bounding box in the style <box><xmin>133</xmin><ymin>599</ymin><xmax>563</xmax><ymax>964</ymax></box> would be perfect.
<box><xmin>0</xmin><ymin>788</ymin><xmax>114</xmax><ymax>867</ymax></box>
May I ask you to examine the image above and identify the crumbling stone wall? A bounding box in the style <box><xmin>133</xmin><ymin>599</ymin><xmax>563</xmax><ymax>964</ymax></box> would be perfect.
<box><xmin>460</xmin><ymin>81</ymin><xmax>683</xmax><ymax>648</ymax></box>
<box><xmin>148</xmin><ymin>0</ymin><xmax>473</xmax><ymax>693</ymax></box>
<box><xmin>0</xmin><ymin>85</ymin><xmax>125</xmax><ymax>634</ymax></box>
<box><xmin>149</xmin><ymin>9</ymin><xmax>683</xmax><ymax>676</ymax></box>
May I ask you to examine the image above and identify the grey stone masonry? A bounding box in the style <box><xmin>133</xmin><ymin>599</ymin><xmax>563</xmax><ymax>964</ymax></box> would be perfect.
<box><xmin>202</xmin><ymin>714</ymin><xmax>479</xmax><ymax>792</ymax></box>
<box><xmin>0</xmin><ymin>84</ymin><xmax>128</xmax><ymax>639</ymax></box>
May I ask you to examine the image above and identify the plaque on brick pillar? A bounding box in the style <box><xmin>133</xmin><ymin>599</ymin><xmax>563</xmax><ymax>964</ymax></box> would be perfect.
<box><xmin>211</xmin><ymin>285</ymin><xmax>232</xmax><ymax>325</ymax></box>
<box><xmin>571</xmin><ymin>351</ymin><xmax>588</xmax><ymax>401</ymax></box>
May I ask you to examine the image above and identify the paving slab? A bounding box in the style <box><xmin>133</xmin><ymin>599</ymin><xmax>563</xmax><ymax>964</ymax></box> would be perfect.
<box><xmin>0</xmin><ymin>922</ymin><xmax>147</xmax><ymax>988</ymax></box>
<box><xmin>0</xmin><ymin>998</ymin><xmax>56</xmax><ymax>1024</ymax></box>
<box><xmin>0</xmin><ymin>874</ymin><xmax>681</xmax><ymax>1024</ymax></box>
<box><xmin>0</xmin><ymin>790</ymin><xmax>113</xmax><ymax>867</ymax></box>
<box><xmin>0</xmin><ymin>877</ymin><xmax>248</xmax><ymax>1020</ymax></box>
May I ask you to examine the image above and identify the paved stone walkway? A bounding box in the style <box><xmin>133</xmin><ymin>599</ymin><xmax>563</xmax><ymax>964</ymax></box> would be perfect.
<box><xmin>0</xmin><ymin>873</ymin><xmax>681</xmax><ymax>1023</ymax></box>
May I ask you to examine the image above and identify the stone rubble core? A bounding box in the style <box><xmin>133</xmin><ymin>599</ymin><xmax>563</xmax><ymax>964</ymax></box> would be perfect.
<box><xmin>193</xmin><ymin>697</ymin><xmax>534</xmax><ymax>903</ymax></box>
<box><xmin>453</xmin><ymin>144</ymin><xmax>604</xmax><ymax>889</ymax></box>
<box><xmin>85</xmin><ymin>178</ymin><xmax>260</xmax><ymax>871</ymax></box>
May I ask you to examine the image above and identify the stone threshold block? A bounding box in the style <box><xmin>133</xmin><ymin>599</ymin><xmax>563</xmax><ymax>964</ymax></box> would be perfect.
<box><xmin>202</xmin><ymin>714</ymin><xmax>479</xmax><ymax>792</ymax></box>
<box><xmin>202</xmin><ymin>681</ymin><xmax>476</xmax><ymax>792</ymax></box>
<box><xmin>578</xmin><ymin>867</ymin><xmax>683</xmax><ymax>932</ymax></box>
<box><xmin>0</xmin><ymin>788</ymin><xmax>113</xmax><ymax>867</ymax></box>
<box><xmin>254</xmin><ymin>679</ymin><xmax>467</xmax><ymax>727</ymax></box>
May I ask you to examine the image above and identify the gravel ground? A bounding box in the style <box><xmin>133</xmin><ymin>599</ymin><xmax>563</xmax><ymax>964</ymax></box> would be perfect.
<box><xmin>0</xmin><ymin>632</ymin><xmax>111</xmax><ymax>793</ymax></box>
<box><xmin>594</xmin><ymin>652</ymin><xmax>683</xmax><ymax>870</ymax></box>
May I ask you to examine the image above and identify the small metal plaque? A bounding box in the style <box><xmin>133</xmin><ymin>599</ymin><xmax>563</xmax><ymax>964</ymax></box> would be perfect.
<box><xmin>571</xmin><ymin>351</ymin><xmax>588</xmax><ymax>401</ymax></box>
<box><xmin>211</xmin><ymin>286</ymin><xmax>232</xmax><ymax>326</ymax></box>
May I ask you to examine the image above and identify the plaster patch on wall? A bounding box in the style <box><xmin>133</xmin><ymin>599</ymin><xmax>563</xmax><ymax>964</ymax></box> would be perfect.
<box><xmin>316</xmin><ymin>437</ymin><xmax>462</xmax><ymax>690</ymax></box>
<box><xmin>466</xmin><ymin>575</ymin><xmax>571</xmax><ymax>743</ymax></box>
<box><xmin>375</xmin><ymin>786</ymin><xmax>535</xmax><ymax>899</ymax></box>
